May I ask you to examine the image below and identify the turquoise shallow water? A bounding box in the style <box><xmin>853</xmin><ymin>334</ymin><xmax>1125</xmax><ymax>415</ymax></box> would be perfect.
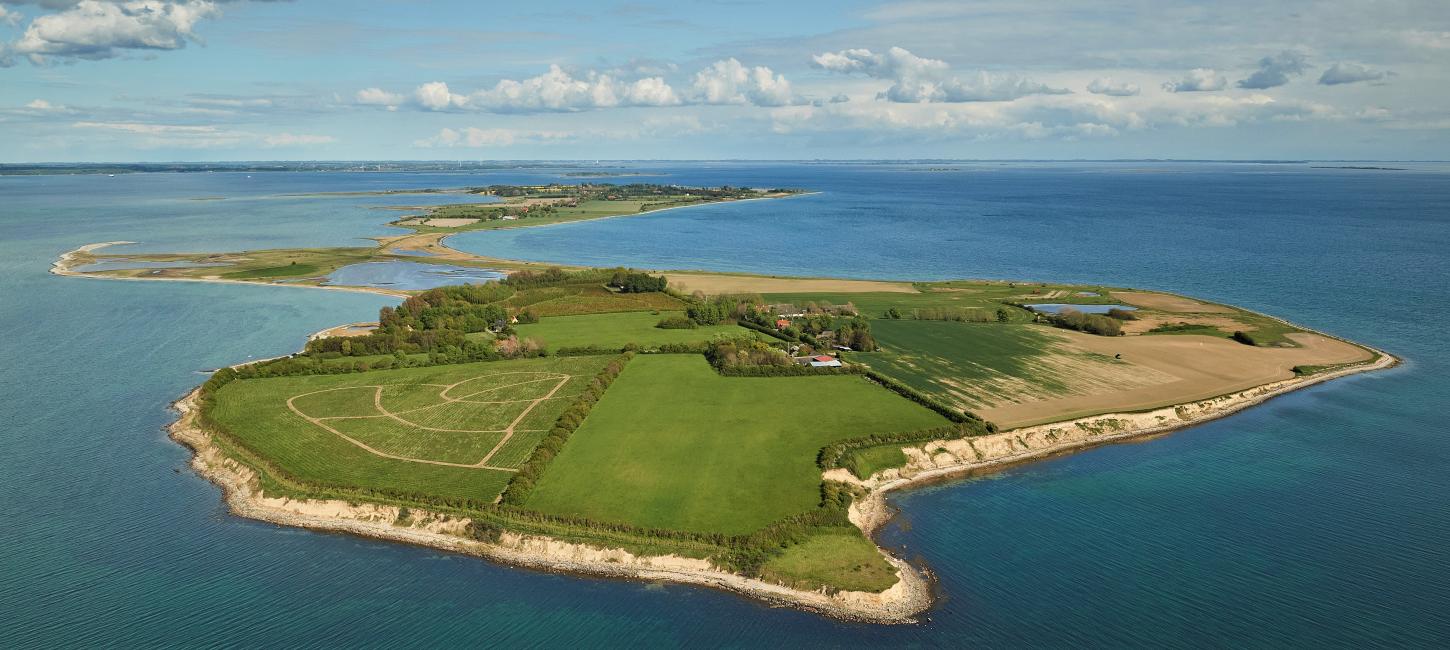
<box><xmin>2</xmin><ymin>163</ymin><xmax>1448</xmax><ymax>647</ymax></box>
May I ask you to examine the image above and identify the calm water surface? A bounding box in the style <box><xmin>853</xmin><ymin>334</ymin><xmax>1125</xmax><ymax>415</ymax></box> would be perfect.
<box><xmin>2</xmin><ymin>163</ymin><xmax>1448</xmax><ymax>647</ymax></box>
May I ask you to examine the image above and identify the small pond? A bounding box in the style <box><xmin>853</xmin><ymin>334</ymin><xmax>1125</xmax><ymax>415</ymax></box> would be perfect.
<box><xmin>1025</xmin><ymin>303</ymin><xmax>1137</xmax><ymax>315</ymax></box>
<box><xmin>322</xmin><ymin>261</ymin><xmax>505</xmax><ymax>290</ymax></box>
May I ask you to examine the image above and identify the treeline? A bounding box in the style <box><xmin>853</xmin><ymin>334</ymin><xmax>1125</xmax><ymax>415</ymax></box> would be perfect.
<box><xmin>863</xmin><ymin>369</ymin><xmax>995</xmax><ymax>432</ymax></box>
<box><xmin>1044</xmin><ymin>310</ymin><xmax>1123</xmax><ymax>337</ymax></box>
<box><xmin>705</xmin><ymin>340</ymin><xmax>862</xmax><ymax>377</ymax></box>
<box><xmin>896</xmin><ymin>306</ymin><xmax>1010</xmax><ymax>323</ymax></box>
<box><xmin>500</xmin><ymin>353</ymin><xmax>633</xmax><ymax>505</ymax></box>
<box><xmin>609</xmin><ymin>271</ymin><xmax>667</xmax><ymax>293</ymax></box>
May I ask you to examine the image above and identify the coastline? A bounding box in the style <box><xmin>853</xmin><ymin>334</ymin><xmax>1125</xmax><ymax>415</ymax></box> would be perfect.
<box><xmin>52</xmin><ymin>212</ymin><xmax>1401</xmax><ymax>622</ymax></box>
<box><xmin>839</xmin><ymin>347</ymin><xmax>1399</xmax><ymax>535</ymax></box>
<box><xmin>168</xmin><ymin>387</ymin><xmax>934</xmax><ymax>624</ymax></box>
<box><xmin>51</xmin><ymin>241</ymin><xmax>413</xmax><ymax>299</ymax></box>
<box><xmin>166</xmin><ymin>339</ymin><xmax>1396</xmax><ymax>623</ymax></box>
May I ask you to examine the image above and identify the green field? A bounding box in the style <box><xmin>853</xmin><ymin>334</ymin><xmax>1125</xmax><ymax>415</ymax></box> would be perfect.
<box><xmin>857</xmin><ymin>319</ymin><xmax>1073</xmax><ymax>409</ymax></box>
<box><xmin>761</xmin><ymin>530</ymin><xmax>899</xmax><ymax>592</ymax></box>
<box><xmin>208</xmin><ymin>355</ymin><xmax>612</xmax><ymax>502</ymax></box>
<box><xmin>506</xmin><ymin>284</ymin><xmax>684</xmax><ymax>317</ymax></box>
<box><xmin>523</xmin><ymin>354</ymin><xmax>949</xmax><ymax>534</ymax></box>
<box><xmin>515</xmin><ymin>311</ymin><xmax>759</xmax><ymax>350</ymax></box>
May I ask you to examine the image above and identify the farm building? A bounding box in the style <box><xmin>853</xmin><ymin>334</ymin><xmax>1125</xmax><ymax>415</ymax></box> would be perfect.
<box><xmin>807</xmin><ymin>355</ymin><xmax>842</xmax><ymax>368</ymax></box>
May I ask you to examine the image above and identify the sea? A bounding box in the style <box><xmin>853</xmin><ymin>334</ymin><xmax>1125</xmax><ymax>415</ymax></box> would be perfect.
<box><xmin>1</xmin><ymin>162</ymin><xmax>1447</xmax><ymax>647</ymax></box>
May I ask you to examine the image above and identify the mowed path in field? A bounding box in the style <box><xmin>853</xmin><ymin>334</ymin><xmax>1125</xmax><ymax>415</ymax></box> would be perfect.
<box><xmin>979</xmin><ymin>331</ymin><xmax>1372</xmax><ymax>427</ymax></box>
<box><xmin>286</xmin><ymin>371</ymin><xmax>572</xmax><ymax>470</ymax></box>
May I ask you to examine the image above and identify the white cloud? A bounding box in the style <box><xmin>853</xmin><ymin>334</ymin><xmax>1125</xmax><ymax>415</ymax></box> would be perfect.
<box><xmin>811</xmin><ymin>46</ymin><xmax>1068</xmax><ymax>103</ymax></box>
<box><xmin>1319</xmin><ymin>62</ymin><xmax>1390</xmax><ymax>85</ymax></box>
<box><xmin>1086</xmin><ymin>77</ymin><xmax>1140</xmax><ymax>96</ymax></box>
<box><xmin>1237</xmin><ymin>50</ymin><xmax>1308</xmax><ymax>89</ymax></box>
<box><xmin>25</xmin><ymin>98</ymin><xmax>72</xmax><ymax>112</ymax></box>
<box><xmin>1163</xmin><ymin>68</ymin><xmax>1226</xmax><ymax>92</ymax></box>
<box><xmin>365</xmin><ymin>59</ymin><xmax>797</xmax><ymax>113</ymax></box>
<box><xmin>414</xmin><ymin>81</ymin><xmax>459</xmax><ymax>111</ymax></box>
<box><xmin>691</xmin><ymin>58</ymin><xmax>796</xmax><ymax>106</ymax></box>
<box><xmin>0</xmin><ymin>6</ymin><xmax>21</xmax><ymax>27</ymax></box>
<box><xmin>414</xmin><ymin>126</ymin><xmax>576</xmax><ymax>148</ymax></box>
<box><xmin>7</xmin><ymin>0</ymin><xmax>220</xmax><ymax>66</ymax></box>
<box><xmin>395</xmin><ymin>66</ymin><xmax>683</xmax><ymax>113</ymax></box>
<box><xmin>764</xmin><ymin>90</ymin><xmax>1344</xmax><ymax>145</ymax></box>
<box><xmin>354</xmin><ymin>87</ymin><xmax>405</xmax><ymax>107</ymax></box>
<box><xmin>262</xmin><ymin>133</ymin><xmax>335</xmax><ymax>147</ymax></box>
<box><xmin>70</xmin><ymin>120</ymin><xmax>335</xmax><ymax>149</ymax></box>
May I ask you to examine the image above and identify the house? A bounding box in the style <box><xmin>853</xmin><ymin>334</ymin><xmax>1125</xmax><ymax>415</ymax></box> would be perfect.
<box><xmin>500</xmin><ymin>215</ymin><xmax>520</xmax><ymax>221</ymax></box>
<box><xmin>775</xmin><ymin>318</ymin><xmax>792</xmax><ymax>330</ymax></box>
<box><xmin>808</xmin><ymin>354</ymin><xmax>842</xmax><ymax>368</ymax></box>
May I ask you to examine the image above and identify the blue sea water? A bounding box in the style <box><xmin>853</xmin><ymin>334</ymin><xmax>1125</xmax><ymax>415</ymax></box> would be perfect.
<box><xmin>2</xmin><ymin>163</ymin><xmax>1448</xmax><ymax>647</ymax></box>
<box><xmin>322</xmin><ymin>261</ymin><xmax>506</xmax><ymax>290</ymax></box>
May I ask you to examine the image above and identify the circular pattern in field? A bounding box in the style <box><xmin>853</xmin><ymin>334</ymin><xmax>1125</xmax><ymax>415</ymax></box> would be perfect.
<box><xmin>286</xmin><ymin>371</ymin><xmax>573</xmax><ymax>469</ymax></box>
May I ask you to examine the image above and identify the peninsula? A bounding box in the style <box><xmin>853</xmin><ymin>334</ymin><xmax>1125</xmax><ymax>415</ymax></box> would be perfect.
<box><xmin>53</xmin><ymin>183</ymin><xmax>1395</xmax><ymax>623</ymax></box>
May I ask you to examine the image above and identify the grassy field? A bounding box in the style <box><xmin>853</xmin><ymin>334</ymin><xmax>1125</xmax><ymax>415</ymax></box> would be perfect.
<box><xmin>505</xmin><ymin>284</ymin><xmax>684</xmax><ymax>317</ymax></box>
<box><xmin>761</xmin><ymin>530</ymin><xmax>899</xmax><ymax>593</ymax></box>
<box><xmin>208</xmin><ymin>356</ymin><xmax>612</xmax><ymax>502</ymax></box>
<box><xmin>514</xmin><ymin>311</ymin><xmax>759</xmax><ymax>350</ymax></box>
<box><xmin>523</xmin><ymin>354</ymin><xmax>948</xmax><ymax>534</ymax></box>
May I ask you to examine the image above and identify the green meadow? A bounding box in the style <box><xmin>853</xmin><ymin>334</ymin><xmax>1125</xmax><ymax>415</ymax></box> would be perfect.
<box><xmin>207</xmin><ymin>355</ymin><xmax>612</xmax><ymax>502</ymax></box>
<box><xmin>514</xmin><ymin>310</ymin><xmax>760</xmax><ymax>350</ymax></box>
<box><xmin>523</xmin><ymin>354</ymin><xmax>948</xmax><ymax>534</ymax></box>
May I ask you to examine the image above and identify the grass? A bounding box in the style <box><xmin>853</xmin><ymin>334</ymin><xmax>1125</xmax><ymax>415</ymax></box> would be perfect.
<box><xmin>761</xmin><ymin>529</ymin><xmax>898</xmax><ymax>593</ymax></box>
<box><xmin>842</xmin><ymin>444</ymin><xmax>909</xmax><ymax>480</ymax></box>
<box><xmin>223</xmin><ymin>262</ymin><xmax>321</xmax><ymax>279</ymax></box>
<box><xmin>507</xmin><ymin>284</ymin><xmax>685</xmax><ymax>317</ymax></box>
<box><xmin>523</xmin><ymin>354</ymin><xmax>948</xmax><ymax>534</ymax></box>
<box><xmin>514</xmin><ymin>311</ymin><xmax>759</xmax><ymax>350</ymax></box>
<box><xmin>762</xmin><ymin>280</ymin><xmax>1103</xmax><ymax>322</ymax></box>
<box><xmin>207</xmin><ymin>356</ymin><xmax>612</xmax><ymax>502</ymax></box>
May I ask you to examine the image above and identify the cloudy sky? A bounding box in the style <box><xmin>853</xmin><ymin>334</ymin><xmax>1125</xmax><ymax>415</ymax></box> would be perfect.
<box><xmin>2</xmin><ymin>0</ymin><xmax>1447</xmax><ymax>161</ymax></box>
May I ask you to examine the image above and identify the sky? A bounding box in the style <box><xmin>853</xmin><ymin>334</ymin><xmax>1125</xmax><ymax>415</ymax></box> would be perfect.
<box><xmin>1</xmin><ymin>0</ymin><xmax>1448</xmax><ymax>161</ymax></box>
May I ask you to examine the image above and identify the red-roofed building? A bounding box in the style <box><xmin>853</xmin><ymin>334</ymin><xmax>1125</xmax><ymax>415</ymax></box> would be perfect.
<box><xmin>776</xmin><ymin>318</ymin><xmax>791</xmax><ymax>330</ymax></box>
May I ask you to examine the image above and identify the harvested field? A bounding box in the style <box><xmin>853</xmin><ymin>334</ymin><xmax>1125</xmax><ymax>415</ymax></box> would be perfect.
<box><xmin>666</xmin><ymin>273</ymin><xmax>916</xmax><ymax>295</ymax></box>
<box><xmin>978</xmin><ymin>331</ymin><xmax>1372</xmax><ymax>427</ymax></box>
<box><xmin>423</xmin><ymin>218</ymin><xmax>480</xmax><ymax>228</ymax></box>
<box><xmin>1114</xmin><ymin>291</ymin><xmax>1234</xmax><ymax>313</ymax></box>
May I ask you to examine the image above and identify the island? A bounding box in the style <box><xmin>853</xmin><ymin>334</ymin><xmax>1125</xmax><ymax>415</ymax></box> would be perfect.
<box><xmin>52</xmin><ymin>183</ymin><xmax>1396</xmax><ymax>623</ymax></box>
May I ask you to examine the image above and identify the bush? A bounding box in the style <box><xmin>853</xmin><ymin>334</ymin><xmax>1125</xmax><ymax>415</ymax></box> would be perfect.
<box><xmin>1106</xmin><ymin>308</ymin><xmax>1138</xmax><ymax>321</ymax></box>
<box><xmin>911</xmin><ymin>307</ymin><xmax>994</xmax><ymax>323</ymax></box>
<box><xmin>1046</xmin><ymin>309</ymin><xmax>1122</xmax><ymax>337</ymax></box>
<box><xmin>1232</xmin><ymin>330</ymin><xmax>1265</xmax><ymax>346</ymax></box>
<box><xmin>656</xmin><ymin>316</ymin><xmax>696</xmax><ymax>329</ymax></box>
<box><xmin>610</xmin><ymin>271</ymin><xmax>668</xmax><ymax>293</ymax></box>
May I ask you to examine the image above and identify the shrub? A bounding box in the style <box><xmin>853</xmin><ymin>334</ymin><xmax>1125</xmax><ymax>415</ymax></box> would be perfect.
<box><xmin>656</xmin><ymin>316</ymin><xmax>696</xmax><ymax>329</ymax></box>
<box><xmin>1046</xmin><ymin>309</ymin><xmax>1122</xmax><ymax>337</ymax></box>
<box><xmin>1106</xmin><ymin>308</ymin><xmax>1138</xmax><ymax>321</ymax></box>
